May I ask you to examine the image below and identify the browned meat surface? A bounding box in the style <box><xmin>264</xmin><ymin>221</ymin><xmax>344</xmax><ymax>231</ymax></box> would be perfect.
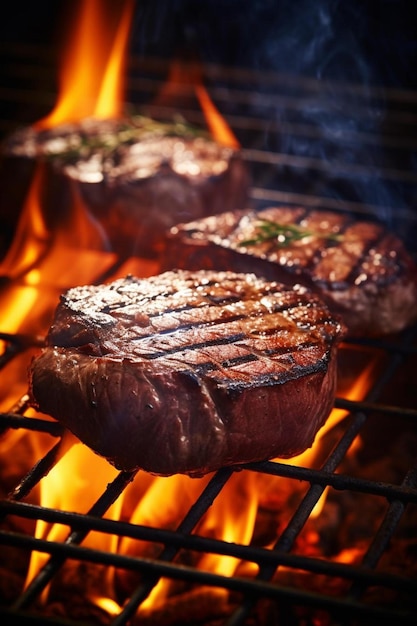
<box><xmin>1</xmin><ymin>116</ymin><xmax>250</xmax><ymax>259</ymax></box>
<box><xmin>29</xmin><ymin>270</ymin><xmax>345</xmax><ymax>476</ymax></box>
<box><xmin>162</xmin><ymin>207</ymin><xmax>417</xmax><ymax>337</ymax></box>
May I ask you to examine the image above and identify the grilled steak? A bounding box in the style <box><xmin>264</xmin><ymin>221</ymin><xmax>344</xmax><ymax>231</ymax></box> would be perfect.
<box><xmin>1</xmin><ymin>116</ymin><xmax>250</xmax><ymax>259</ymax></box>
<box><xmin>29</xmin><ymin>270</ymin><xmax>345</xmax><ymax>476</ymax></box>
<box><xmin>162</xmin><ymin>207</ymin><xmax>417</xmax><ymax>337</ymax></box>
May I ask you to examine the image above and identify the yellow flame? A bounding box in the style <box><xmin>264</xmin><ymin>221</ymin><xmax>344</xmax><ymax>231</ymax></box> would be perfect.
<box><xmin>25</xmin><ymin>434</ymin><xmax>121</xmax><ymax>601</ymax></box>
<box><xmin>95</xmin><ymin>0</ymin><xmax>134</xmax><ymax>118</ymax></box>
<box><xmin>198</xmin><ymin>471</ymin><xmax>259</xmax><ymax>577</ymax></box>
<box><xmin>92</xmin><ymin>596</ymin><xmax>122</xmax><ymax>616</ymax></box>
<box><xmin>195</xmin><ymin>84</ymin><xmax>240</xmax><ymax>148</ymax></box>
<box><xmin>0</xmin><ymin>168</ymin><xmax>48</xmax><ymax>281</ymax></box>
<box><xmin>37</xmin><ymin>0</ymin><xmax>134</xmax><ymax>128</ymax></box>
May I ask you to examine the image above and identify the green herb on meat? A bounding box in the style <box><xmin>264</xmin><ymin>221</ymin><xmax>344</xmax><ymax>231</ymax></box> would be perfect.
<box><xmin>238</xmin><ymin>219</ymin><xmax>344</xmax><ymax>248</ymax></box>
<box><xmin>46</xmin><ymin>114</ymin><xmax>210</xmax><ymax>162</ymax></box>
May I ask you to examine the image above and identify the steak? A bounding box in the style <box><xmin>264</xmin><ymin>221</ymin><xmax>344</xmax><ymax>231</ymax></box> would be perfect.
<box><xmin>162</xmin><ymin>207</ymin><xmax>417</xmax><ymax>337</ymax></box>
<box><xmin>29</xmin><ymin>270</ymin><xmax>345</xmax><ymax>476</ymax></box>
<box><xmin>1</xmin><ymin>116</ymin><xmax>250</xmax><ymax>259</ymax></box>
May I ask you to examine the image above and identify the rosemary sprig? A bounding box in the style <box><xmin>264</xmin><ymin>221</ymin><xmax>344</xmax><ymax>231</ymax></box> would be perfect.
<box><xmin>46</xmin><ymin>114</ymin><xmax>209</xmax><ymax>161</ymax></box>
<box><xmin>130</xmin><ymin>114</ymin><xmax>209</xmax><ymax>139</ymax></box>
<box><xmin>239</xmin><ymin>219</ymin><xmax>344</xmax><ymax>248</ymax></box>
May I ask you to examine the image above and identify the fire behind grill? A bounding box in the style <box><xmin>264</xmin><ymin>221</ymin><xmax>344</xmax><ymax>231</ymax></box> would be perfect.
<box><xmin>1</xmin><ymin>18</ymin><xmax>417</xmax><ymax>626</ymax></box>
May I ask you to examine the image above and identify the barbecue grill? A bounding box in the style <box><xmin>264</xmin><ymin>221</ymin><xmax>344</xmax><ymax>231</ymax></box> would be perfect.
<box><xmin>1</xmin><ymin>2</ymin><xmax>417</xmax><ymax>624</ymax></box>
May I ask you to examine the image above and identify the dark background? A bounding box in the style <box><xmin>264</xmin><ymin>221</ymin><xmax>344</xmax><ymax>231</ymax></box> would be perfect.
<box><xmin>1</xmin><ymin>0</ymin><xmax>416</xmax><ymax>89</ymax></box>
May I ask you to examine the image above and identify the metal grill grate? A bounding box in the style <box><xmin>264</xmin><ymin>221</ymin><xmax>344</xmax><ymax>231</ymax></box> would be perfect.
<box><xmin>0</xmin><ymin>328</ymin><xmax>417</xmax><ymax>625</ymax></box>
<box><xmin>1</xmin><ymin>36</ymin><xmax>417</xmax><ymax>626</ymax></box>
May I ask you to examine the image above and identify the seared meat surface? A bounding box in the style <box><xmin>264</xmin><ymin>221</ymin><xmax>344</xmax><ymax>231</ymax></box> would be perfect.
<box><xmin>29</xmin><ymin>270</ymin><xmax>344</xmax><ymax>476</ymax></box>
<box><xmin>162</xmin><ymin>207</ymin><xmax>417</xmax><ymax>337</ymax></box>
<box><xmin>2</xmin><ymin>116</ymin><xmax>250</xmax><ymax>259</ymax></box>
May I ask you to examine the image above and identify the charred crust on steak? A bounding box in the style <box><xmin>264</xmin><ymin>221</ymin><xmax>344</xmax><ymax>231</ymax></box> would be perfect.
<box><xmin>29</xmin><ymin>269</ymin><xmax>345</xmax><ymax>476</ymax></box>
<box><xmin>162</xmin><ymin>207</ymin><xmax>417</xmax><ymax>337</ymax></box>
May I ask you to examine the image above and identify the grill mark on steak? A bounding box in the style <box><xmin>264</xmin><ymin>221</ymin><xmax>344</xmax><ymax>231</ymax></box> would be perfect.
<box><xmin>341</xmin><ymin>233</ymin><xmax>383</xmax><ymax>287</ymax></box>
<box><xmin>182</xmin><ymin>352</ymin><xmax>329</xmax><ymax>388</ymax></box>
<box><xmin>276</xmin><ymin>209</ymin><xmax>385</xmax><ymax>285</ymax></box>
<box><xmin>162</xmin><ymin>208</ymin><xmax>417</xmax><ymax>337</ymax></box>
<box><xmin>125</xmin><ymin>300</ymin><xmax>320</xmax><ymax>341</ymax></box>
<box><xmin>104</xmin><ymin>277</ymin><xmax>280</xmax><ymax>311</ymax></box>
<box><xmin>52</xmin><ymin>274</ymin><xmax>338</xmax><ymax>380</ymax></box>
<box><xmin>140</xmin><ymin>332</ymin><xmax>247</xmax><ymax>360</ymax></box>
<box><xmin>58</xmin><ymin>277</ymin><xmax>320</xmax><ymax>346</ymax></box>
<box><xmin>82</xmin><ymin>277</ymin><xmax>273</xmax><ymax>320</ymax></box>
<box><xmin>84</xmin><ymin>297</ymin><xmax>331</xmax><ymax>367</ymax></box>
<box><xmin>192</xmin><ymin>343</ymin><xmax>329</xmax><ymax>375</ymax></box>
<box><xmin>130</xmin><ymin>331</ymin><xmax>331</xmax><ymax>388</ymax></box>
<box><xmin>312</xmin><ymin>227</ymin><xmax>388</xmax><ymax>291</ymax></box>
<box><xmin>131</xmin><ymin>332</ymin><xmax>323</xmax><ymax>365</ymax></box>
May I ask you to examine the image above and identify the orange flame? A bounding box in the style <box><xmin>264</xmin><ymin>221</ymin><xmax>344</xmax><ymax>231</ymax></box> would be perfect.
<box><xmin>0</xmin><ymin>168</ymin><xmax>49</xmax><ymax>282</ymax></box>
<box><xmin>154</xmin><ymin>59</ymin><xmax>240</xmax><ymax>148</ymax></box>
<box><xmin>0</xmin><ymin>166</ymin><xmax>109</xmax><ymax>288</ymax></box>
<box><xmin>25</xmin><ymin>434</ymin><xmax>121</xmax><ymax>603</ymax></box>
<box><xmin>195</xmin><ymin>84</ymin><xmax>240</xmax><ymax>148</ymax></box>
<box><xmin>36</xmin><ymin>0</ymin><xmax>134</xmax><ymax>129</ymax></box>
<box><xmin>0</xmin><ymin>164</ymin><xmax>116</xmax><ymax>413</ymax></box>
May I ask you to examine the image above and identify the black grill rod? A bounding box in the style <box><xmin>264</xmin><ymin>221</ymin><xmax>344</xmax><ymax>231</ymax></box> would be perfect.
<box><xmin>0</xmin><ymin>429</ymin><xmax>70</xmax><ymax>514</ymax></box>
<box><xmin>11</xmin><ymin>468</ymin><xmax>137</xmax><ymax>612</ymax></box>
<box><xmin>0</xmin><ymin>391</ymin><xmax>32</xmax><ymax>436</ymax></box>
<box><xmin>334</xmin><ymin>397</ymin><xmax>417</xmax><ymax>420</ymax></box>
<box><xmin>2</xmin><ymin>529</ymin><xmax>417</xmax><ymax>625</ymax></box>
<box><xmin>346</xmin><ymin>462</ymin><xmax>417</xmax><ymax>603</ymax></box>
<box><xmin>2</xmin><ymin>488</ymin><xmax>417</xmax><ymax>593</ymax></box>
<box><xmin>0</xmin><ymin>412</ymin><xmax>63</xmax><ymax>438</ymax></box>
<box><xmin>0</xmin><ymin>332</ymin><xmax>43</xmax><ymax>370</ymax></box>
<box><xmin>110</xmin><ymin>466</ymin><xmax>234</xmax><ymax>626</ymax></box>
<box><xmin>225</xmin><ymin>327</ymin><xmax>417</xmax><ymax>626</ymax></box>
<box><xmin>0</xmin><ymin>441</ymin><xmax>63</xmax><ymax>519</ymax></box>
<box><xmin>0</xmin><ymin>393</ymin><xmax>65</xmax><ymax>523</ymax></box>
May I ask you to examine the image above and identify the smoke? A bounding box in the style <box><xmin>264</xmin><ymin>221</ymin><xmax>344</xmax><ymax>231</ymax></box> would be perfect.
<box><xmin>131</xmin><ymin>0</ymin><xmax>416</xmax><ymax>89</ymax></box>
<box><xmin>128</xmin><ymin>0</ymin><xmax>416</xmax><ymax>247</ymax></box>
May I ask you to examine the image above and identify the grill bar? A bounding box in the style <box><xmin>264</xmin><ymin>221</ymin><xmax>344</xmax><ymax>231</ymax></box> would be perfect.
<box><xmin>112</xmin><ymin>467</ymin><xmax>234</xmax><ymax>625</ymax></box>
<box><xmin>2</xmin><ymin>524</ymin><xmax>417</xmax><ymax>602</ymax></box>
<box><xmin>10</xmin><ymin>440</ymin><xmax>66</xmax><ymax>502</ymax></box>
<box><xmin>2</xmin><ymin>530</ymin><xmax>416</xmax><ymax>624</ymax></box>
<box><xmin>1</xmin><ymin>498</ymin><xmax>416</xmax><ymax>594</ymax></box>
<box><xmin>226</xmin><ymin>411</ymin><xmax>368</xmax><ymax>625</ymax></box>
<box><xmin>1</xmin><ymin>527</ymin><xmax>417</xmax><ymax>624</ymax></box>
<box><xmin>347</xmin><ymin>463</ymin><xmax>417</xmax><ymax>602</ymax></box>
<box><xmin>1</xmin><ymin>536</ymin><xmax>416</xmax><ymax>625</ymax></box>
<box><xmin>10</xmin><ymin>470</ymin><xmax>138</xmax><ymax>612</ymax></box>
